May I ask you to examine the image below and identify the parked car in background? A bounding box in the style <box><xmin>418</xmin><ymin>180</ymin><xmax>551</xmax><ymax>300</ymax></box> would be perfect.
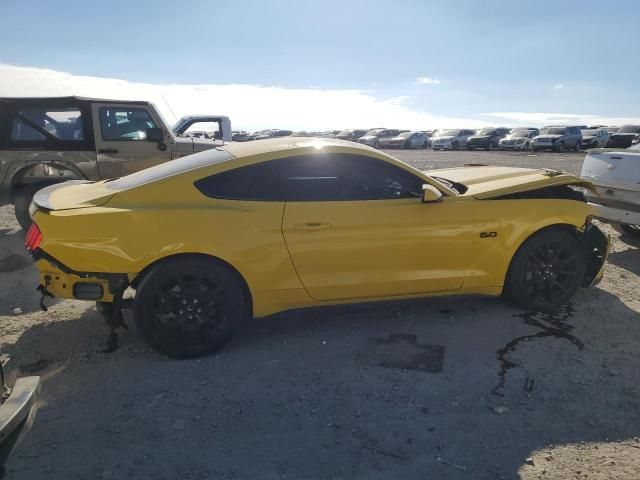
<box><xmin>253</xmin><ymin>129</ymin><xmax>293</xmax><ymax>140</ymax></box>
<box><xmin>431</xmin><ymin>129</ymin><xmax>475</xmax><ymax>150</ymax></box>
<box><xmin>465</xmin><ymin>127</ymin><xmax>510</xmax><ymax>150</ymax></box>
<box><xmin>335</xmin><ymin>129</ymin><xmax>368</xmax><ymax>142</ymax></box>
<box><xmin>581</xmin><ymin>143</ymin><xmax>640</xmax><ymax>236</ymax></box>
<box><xmin>27</xmin><ymin>137</ymin><xmax>608</xmax><ymax>358</ymax></box>
<box><xmin>499</xmin><ymin>128</ymin><xmax>538</xmax><ymax>150</ymax></box>
<box><xmin>232</xmin><ymin>131</ymin><xmax>253</xmax><ymax>142</ymax></box>
<box><xmin>379</xmin><ymin>131</ymin><xmax>427</xmax><ymax>149</ymax></box>
<box><xmin>580</xmin><ymin>128</ymin><xmax>610</xmax><ymax>149</ymax></box>
<box><xmin>0</xmin><ymin>96</ymin><xmax>232</xmax><ymax>229</ymax></box>
<box><xmin>357</xmin><ymin>128</ymin><xmax>401</xmax><ymax>148</ymax></box>
<box><xmin>607</xmin><ymin>125</ymin><xmax>640</xmax><ymax>148</ymax></box>
<box><xmin>531</xmin><ymin>126</ymin><xmax>583</xmax><ymax>152</ymax></box>
<box><xmin>632</xmin><ymin>134</ymin><xmax>640</xmax><ymax>146</ymax></box>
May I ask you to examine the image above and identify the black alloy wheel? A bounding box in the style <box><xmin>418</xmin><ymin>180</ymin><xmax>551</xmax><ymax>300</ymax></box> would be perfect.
<box><xmin>505</xmin><ymin>229</ymin><xmax>585</xmax><ymax>312</ymax></box>
<box><xmin>134</xmin><ymin>257</ymin><xmax>248</xmax><ymax>358</ymax></box>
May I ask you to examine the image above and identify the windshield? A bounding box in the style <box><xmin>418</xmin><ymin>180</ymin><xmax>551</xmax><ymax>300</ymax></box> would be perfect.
<box><xmin>397</xmin><ymin>132</ymin><xmax>413</xmax><ymax>138</ymax></box>
<box><xmin>364</xmin><ymin>129</ymin><xmax>384</xmax><ymax>136</ymax></box>
<box><xmin>337</xmin><ymin>129</ymin><xmax>352</xmax><ymax>136</ymax></box>
<box><xmin>540</xmin><ymin>127</ymin><xmax>566</xmax><ymax>135</ymax></box>
<box><xmin>477</xmin><ymin>128</ymin><xmax>496</xmax><ymax>136</ymax></box>
<box><xmin>438</xmin><ymin>129</ymin><xmax>461</xmax><ymax>137</ymax></box>
<box><xmin>617</xmin><ymin>125</ymin><xmax>640</xmax><ymax>134</ymax></box>
<box><xmin>510</xmin><ymin>129</ymin><xmax>532</xmax><ymax>137</ymax></box>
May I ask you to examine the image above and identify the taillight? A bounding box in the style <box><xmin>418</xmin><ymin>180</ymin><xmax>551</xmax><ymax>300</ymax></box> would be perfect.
<box><xmin>25</xmin><ymin>223</ymin><xmax>43</xmax><ymax>253</ymax></box>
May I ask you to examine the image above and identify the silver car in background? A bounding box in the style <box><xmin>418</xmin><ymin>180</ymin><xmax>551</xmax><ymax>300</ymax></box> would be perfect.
<box><xmin>357</xmin><ymin>128</ymin><xmax>401</xmax><ymax>148</ymax></box>
<box><xmin>531</xmin><ymin>126</ymin><xmax>583</xmax><ymax>152</ymax></box>
<box><xmin>430</xmin><ymin>129</ymin><xmax>475</xmax><ymax>150</ymax></box>
<box><xmin>378</xmin><ymin>131</ymin><xmax>427</xmax><ymax>149</ymax></box>
<box><xmin>499</xmin><ymin>128</ymin><xmax>539</xmax><ymax>150</ymax></box>
<box><xmin>581</xmin><ymin>128</ymin><xmax>610</xmax><ymax>149</ymax></box>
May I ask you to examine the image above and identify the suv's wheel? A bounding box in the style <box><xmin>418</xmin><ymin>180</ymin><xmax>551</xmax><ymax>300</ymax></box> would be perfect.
<box><xmin>504</xmin><ymin>229</ymin><xmax>585</xmax><ymax>312</ymax></box>
<box><xmin>13</xmin><ymin>183</ymin><xmax>49</xmax><ymax>230</ymax></box>
<box><xmin>620</xmin><ymin>224</ymin><xmax>640</xmax><ymax>237</ymax></box>
<box><xmin>574</xmin><ymin>140</ymin><xmax>582</xmax><ymax>152</ymax></box>
<box><xmin>134</xmin><ymin>257</ymin><xmax>249</xmax><ymax>358</ymax></box>
<box><xmin>554</xmin><ymin>141</ymin><xmax>565</xmax><ymax>152</ymax></box>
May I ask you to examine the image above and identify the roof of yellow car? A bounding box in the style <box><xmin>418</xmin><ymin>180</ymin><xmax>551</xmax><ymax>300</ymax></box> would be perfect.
<box><xmin>221</xmin><ymin>136</ymin><xmax>375</xmax><ymax>158</ymax></box>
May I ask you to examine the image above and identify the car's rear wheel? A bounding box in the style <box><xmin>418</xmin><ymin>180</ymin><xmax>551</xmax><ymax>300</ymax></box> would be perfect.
<box><xmin>504</xmin><ymin>229</ymin><xmax>585</xmax><ymax>312</ymax></box>
<box><xmin>134</xmin><ymin>256</ymin><xmax>249</xmax><ymax>358</ymax></box>
<box><xmin>620</xmin><ymin>224</ymin><xmax>640</xmax><ymax>237</ymax></box>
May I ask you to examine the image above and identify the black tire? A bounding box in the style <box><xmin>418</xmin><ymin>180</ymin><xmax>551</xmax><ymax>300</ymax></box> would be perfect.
<box><xmin>404</xmin><ymin>140</ymin><xmax>411</xmax><ymax>149</ymax></box>
<box><xmin>554</xmin><ymin>141</ymin><xmax>565</xmax><ymax>152</ymax></box>
<box><xmin>504</xmin><ymin>228</ymin><xmax>585</xmax><ymax>312</ymax></box>
<box><xmin>134</xmin><ymin>256</ymin><xmax>249</xmax><ymax>358</ymax></box>
<box><xmin>452</xmin><ymin>141</ymin><xmax>459</xmax><ymax>150</ymax></box>
<box><xmin>524</xmin><ymin>142</ymin><xmax>530</xmax><ymax>150</ymax></box>
<box><xmin>620</xmin><ymin>224</ymin><xmax>640</xmax><ymax>237</ymax></box>
<box><xmin>574</xmin><ymin>140</ymin><xmax>582</xmax><ymax>152</ymax></box>
<box><xmin>13</xmin><ymin>184</ymin><xmax>46</xmax><ymax>231</ymax></box>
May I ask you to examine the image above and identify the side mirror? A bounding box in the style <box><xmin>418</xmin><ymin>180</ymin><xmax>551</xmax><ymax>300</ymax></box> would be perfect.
<box><xmin>145</xmin><ymin>127</ymin><xmax>164</xmax><ymax>142</ymax></box>
<box><xmin>422</xmin><ymin>184</ymin><xmax>443</xmax><ymax>203</ymax></box>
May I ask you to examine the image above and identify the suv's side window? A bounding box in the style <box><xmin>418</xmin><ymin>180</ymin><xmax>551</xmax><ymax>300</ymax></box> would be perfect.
<box><xmin>99</xmin><ymin>107</ymin><xmax>158</xmax><ymax>141</ymax></box>
<box><xmin>195</xmin><ymin>154</ymin><xmax>425</xmax><ymax>202</ymax></box>
<box><xmin>10</xmin><ymin>107</ymin><xmax>84</xmax><ymax>142</ymax></box>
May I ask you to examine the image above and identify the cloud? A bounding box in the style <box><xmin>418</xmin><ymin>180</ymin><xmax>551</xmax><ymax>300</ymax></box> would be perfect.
<box><xmin>553</xmin><ymin>84</ymin><xmax>564</xmax><ymax>89</ymax></box>
<box><xmin>0</xmin><ymin>64</ymin><xmax>487</xmax><ymax>131</ymax></box>
<box><xmin>416</xmin><ymin>76</ymin><xmax>441</xmax><ymax>85</ymax></box>
<box><xmin>483</xmin><ymin>112</ymin><xmax>640</xmax><ymax>126</ymax></box>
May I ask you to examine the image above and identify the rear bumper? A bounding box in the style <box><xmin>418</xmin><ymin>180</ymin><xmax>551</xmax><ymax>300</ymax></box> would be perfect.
<box><xmin>0</xmin><ymin>376</ymin><xmax>40</xmax><ymax>468</ymax></box>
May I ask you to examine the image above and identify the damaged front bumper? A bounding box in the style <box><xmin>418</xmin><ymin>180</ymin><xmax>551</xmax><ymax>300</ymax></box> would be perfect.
<box><xmin>581</xmin><ymin>224</ymin><xmax>609</xmax><ymax>287</ymax></box>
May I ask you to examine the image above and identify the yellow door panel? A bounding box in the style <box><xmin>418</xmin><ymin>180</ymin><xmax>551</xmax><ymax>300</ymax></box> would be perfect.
<box><xmin>282</xmin><ymin>198</ymin><xmax>474</xmax><ymax>301</ymax></box>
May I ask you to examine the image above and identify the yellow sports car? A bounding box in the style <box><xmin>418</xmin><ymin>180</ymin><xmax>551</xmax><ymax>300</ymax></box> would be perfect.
<box><xmin>26</xmin><ymin>138</ymin><xmax>608</xmax><ymax>358</ymax></box>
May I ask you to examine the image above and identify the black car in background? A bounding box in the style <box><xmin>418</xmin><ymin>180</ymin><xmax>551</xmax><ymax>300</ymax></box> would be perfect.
<box><xmin>607</xmin><ymin>125</ymin><xmax>640</xmax><ymax>148</ymax></box>
<box><xmin>465</xmin><ymin>127</ymin><xmax>510</xmax><ymax>150</ymax></box>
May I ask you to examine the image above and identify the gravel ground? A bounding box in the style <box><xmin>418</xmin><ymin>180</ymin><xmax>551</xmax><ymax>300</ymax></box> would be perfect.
<box><xmin>1</xmin><ymin>149</ymin><xmax>639</xmax><ymax>480</ymax></box>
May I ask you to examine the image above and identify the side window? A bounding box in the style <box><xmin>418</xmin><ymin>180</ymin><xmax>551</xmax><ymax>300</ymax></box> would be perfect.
<box><xmin>194</xmin><ymin>154</ymin><xmax>425</xmax><ymax>202</ymax></box>
<box><xmin>99</xmin><ymin>107</ymin><xmax>158</xmax><ymax>141</ymax></box>
<box><xmin>10</xmin><ymin>107</ymin><xmax>84</xmax><ymax>142</ymax></box>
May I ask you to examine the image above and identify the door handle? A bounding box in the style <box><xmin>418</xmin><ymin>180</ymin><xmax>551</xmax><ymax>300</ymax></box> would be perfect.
<box><xmin>98</xmin><ymin>148</ymin><xmax>119</xmax><ymax>154</ymax></box>
<box><xmin>293</xmin><ymin>222</ymin><xmax>332</xmax><ymax>231</ymax></box>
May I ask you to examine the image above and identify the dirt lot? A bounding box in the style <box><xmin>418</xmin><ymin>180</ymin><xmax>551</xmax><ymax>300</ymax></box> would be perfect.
<box><xmin>1</xmin><ymin>149</ymin><xmax>639</xmax><ymax>479</ymax></box>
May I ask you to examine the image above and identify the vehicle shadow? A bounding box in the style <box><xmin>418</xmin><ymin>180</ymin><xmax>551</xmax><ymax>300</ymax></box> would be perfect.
<box><xmin>607</xmin><ymin>248</ymin><xmax>640</xmax><ymax>277</ymax></box>
<box><xmin>3</xmin><ymin>287</ymin><xmax>639</xmax><ymax>479</ymax></box>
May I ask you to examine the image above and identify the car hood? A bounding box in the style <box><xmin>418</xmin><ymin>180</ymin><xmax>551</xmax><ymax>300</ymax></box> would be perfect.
<box><xmin>503</xmin><ymin>135</ymin><xmax>526</xmax><ymax>140</ymax></box>
<box><xmin>423</xmin><ymin>166</ymin><xmax>593</xmax><ymax>199</ymax></box>
<box><xmin>534</xmin><ymin>134</ymin><xmax>562</xmax><ymax>140</ymax></box>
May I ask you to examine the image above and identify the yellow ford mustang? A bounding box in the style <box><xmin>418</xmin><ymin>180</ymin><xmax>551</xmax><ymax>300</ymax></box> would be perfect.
<box><xmin>25</xmin><ymin>138</ymin><xmax>608</xmax><ymax>357</ymax></box>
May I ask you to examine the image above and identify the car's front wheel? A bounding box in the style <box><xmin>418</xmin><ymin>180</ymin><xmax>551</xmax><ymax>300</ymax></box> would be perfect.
<box><xmin>504</xmin><ymin>228</ymin><xmax>585</xmax><ymax>312</ymax></box>
<box><xmin>134</xmin><ymin>256</ymin><xmax>249</xmax><ymax>358</ymax></box>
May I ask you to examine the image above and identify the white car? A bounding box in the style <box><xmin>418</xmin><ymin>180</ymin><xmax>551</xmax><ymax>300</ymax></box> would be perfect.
<box><xmin>581</xmin><ymin>144</ymin><xmax>640</xmax><ymax>235</ymax></box>
<box><xmin>431</xmin><ymin>129</ymin><xmax>475</xmax><ymax>150</ymax></box>
<box><xmin>498</xmin><ymin>128</ymin><xmax>539</xmax><ymax>150</ymax></box>
<box><xmin>580</xmin><ymin>128</ymin><xmax>610</xmax><ymax>149</ymax></box>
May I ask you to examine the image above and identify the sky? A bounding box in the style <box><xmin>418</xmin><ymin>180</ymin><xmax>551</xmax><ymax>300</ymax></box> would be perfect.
<box><xmin>0</xmin><ymin>0</ymin><xmax>639</xmax><ymax>131</ymax></box>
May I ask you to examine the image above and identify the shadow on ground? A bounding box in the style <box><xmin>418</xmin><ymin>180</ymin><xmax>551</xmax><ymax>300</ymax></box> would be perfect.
<box><xmin>3</xmin><ymin>285</ymin><xmax>639</xmax><ymax>479</ymax></box>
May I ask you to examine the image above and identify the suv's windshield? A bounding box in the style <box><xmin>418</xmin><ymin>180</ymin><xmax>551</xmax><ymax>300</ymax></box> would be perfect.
<box><xmin>540</xmin><ymin>127</ymin><xmax>566</xmax><ymax>135</ymax></box>
<box><xmin>439</xmin><ymin>129</ymin><xmax>461</xmax><ymax>136</ymax></box>
<box><xmin>477</xmin><ymin>128</ymin><xmax>496</xmax><ymax>136</ymax></box>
